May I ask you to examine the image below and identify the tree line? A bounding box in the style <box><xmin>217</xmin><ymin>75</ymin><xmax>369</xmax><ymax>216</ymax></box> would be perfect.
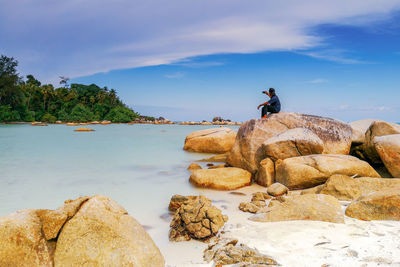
<box><xmin>0</xmin><ymin>55</ymin><xmax>154</xmax><ymax>123</ymax></box>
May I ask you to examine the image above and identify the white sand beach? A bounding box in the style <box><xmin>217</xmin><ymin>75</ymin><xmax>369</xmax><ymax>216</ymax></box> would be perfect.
<box><xmin>155</xmin><ymin>184</ymin><xmax>400</xmax><ymax>267</ymax></box>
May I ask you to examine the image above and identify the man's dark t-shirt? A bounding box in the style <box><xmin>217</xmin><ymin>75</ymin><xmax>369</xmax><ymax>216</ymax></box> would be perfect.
<box><xmin>269</xmin><ymin>95</ymin><xmax>281</xmax><ymax>113</ymax></box>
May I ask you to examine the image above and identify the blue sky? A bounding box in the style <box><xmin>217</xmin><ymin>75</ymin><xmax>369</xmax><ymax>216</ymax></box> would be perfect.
<box><xmin>1</xmin><ymin>1</ymin><xmax>400</xmax><ymax>122</ymax></box>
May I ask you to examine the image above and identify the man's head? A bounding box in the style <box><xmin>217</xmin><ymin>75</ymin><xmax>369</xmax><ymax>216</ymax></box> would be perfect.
<box><xmin>262</xmin><ymin>88</ymin><xmax>276</xmax><ymax>96</ymax></box>
<box><xmin>269</xmin><ymin>88</ymin><xmax>275</xmax><ymax>95</ymax></box>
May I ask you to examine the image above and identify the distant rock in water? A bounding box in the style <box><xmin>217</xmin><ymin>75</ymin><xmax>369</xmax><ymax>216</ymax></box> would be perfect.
<box><xmin>184</xmin><ymin>127</ymin><xmax>236</xmax><ymax>153</ymax></box>
<box><xmin>74</xmin><ymin>127</ymin><xmax>95</xmax><ymax>132</ymax></box>
<box><xmin>31</xmin><ymin>122</ymin><xmax>48</xmax><ymax>126</ymax></box>
<box><xmin>0</xmin><ymin>195</ymin><xmax>165</xmax><ymax>267</ymax></box>
<box><xmin>228</xmin><ymin>112</ymin><xmax>353</xmax><ymax>174</ymax></box>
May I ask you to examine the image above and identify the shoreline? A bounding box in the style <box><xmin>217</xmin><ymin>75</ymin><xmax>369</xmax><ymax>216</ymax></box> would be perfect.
<box><xmin>0</xmin><ymin>121</ymin><xmax>242</xmax><ymax>126</ymax></box>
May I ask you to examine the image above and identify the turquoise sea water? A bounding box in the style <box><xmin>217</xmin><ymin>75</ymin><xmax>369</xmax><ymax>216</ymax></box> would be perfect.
<box><xmin>0</xmin><ymin>124</ymin><xmax>238</xmax><ymax>244</ymax></box>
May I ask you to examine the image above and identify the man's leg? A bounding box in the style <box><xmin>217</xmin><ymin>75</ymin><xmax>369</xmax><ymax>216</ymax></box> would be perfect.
<box><xmin>261</xmin><ymin>105</ymin><xmax>268</xmax><ymax>119</ymax></box>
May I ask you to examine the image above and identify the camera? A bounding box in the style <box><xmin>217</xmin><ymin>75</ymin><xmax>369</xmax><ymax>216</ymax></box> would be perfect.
<box><xmin>262</xmin><ymin>91</ymin><xmax>267</xmax><ymax>94</ymax></box>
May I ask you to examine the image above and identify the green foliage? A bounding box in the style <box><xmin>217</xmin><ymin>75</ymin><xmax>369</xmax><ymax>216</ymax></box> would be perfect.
<box><xmin>69</xmin><ymin>104</ymin><xmax>94</xmax><ymax>122</ymax></box>
<box><xmin>105</xmin><ymin>106</ymin><xmax>139</xmax><ymax>122</ymax></box>
<box><xmin>23</xmin><ymin>111</ymin><xmax>35</xmax><ymax>122</ymax></box>
<box><xmin>0</xmin><ymin>54</ymin><xmax>150</xmax><ymax>123</ymax></box>
<box><xmin>42</xmin><ymin>113</ymin><xmax>57</xmax><ymax>123</ymax></box>
<box><xmin>0</xmin><ymin>105</ymin><xmax>21</xmax><ymax>121</ymax></box>
<box><xmin>57</xmin><ymin>109</ymin><xmax>69</xmax><ymax>121</ymax></box>
<box><xmin>26</xmin><ymin>75</ymin><xmax>41</xmax><ymax>86</ymax></box>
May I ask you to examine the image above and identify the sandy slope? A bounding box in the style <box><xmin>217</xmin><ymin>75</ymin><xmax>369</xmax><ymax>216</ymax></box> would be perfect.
<box><xmin>154</xmin><ymin>184</ymin><xmax>400</xmax><ymax>267</ymax></box>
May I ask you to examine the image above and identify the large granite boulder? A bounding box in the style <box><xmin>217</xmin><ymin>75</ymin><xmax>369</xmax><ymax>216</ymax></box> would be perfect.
<box><xmin>374</xmin><ymin>134</ymin><xmax>400</xmax><ymax>177</ymax></box>
<box><xmin>362</xmin><ymin>121</ymin><xmax>400</xmax><ymax>164</ymax></box>
<box><xmin>169</xmin><ymin>196</ymin><xmax>228</xmax><ymax>241</ymax></box>
<box><xmin>345</xmin><ymin>187</ymin><xmax>400</xmax><ymax>221</ymax></box>
<box><xmin>0</xmin><ymin>210</ymin><xmax>55</xmax><ymax>267</ymax></box>
<box><xmin>0</xmin><ymin>196</ymin><xmax>164</xmax><ymax>267</ymax></box>
<box><xmin>275</xmin><ymin>154</ymin><xmax>380</xmax><ymax>189</ymax></box>
<box><xmin>254</xmin><ymin>157</ymin><xmax>275</xmax><ymax>187</ymax></box>
<box><xmin>190</xmin><ymin>167</ymin><xmax>252</xmax><ymax>190</ymax></box>
<box><xmin>250</xmin><ymin>194</ymin><xmax>344</xmax><ymax>223</ymax></box>
<box><xmin>54</xmin><ymin>195</ymin><xmax>164</xmax><ymax>267</ymax></box>
<box><xmin>349</xmin><ymin>118</ymin><xmax>377</xmax><ymax>144</ymax></box>
<box><xmin>301</xmin><ymin>175</ymin><xmax>400</xmax><ymax>201</ymax></box>
<box><xmin>184</xmin><ymin>127</ymin><xmax>236</xmax><ymax>153</ymax></box>
<box><xmin>262</xmin><ymin>128</ymin><xmax>324</xmax><ymax>161</ymax></box>
<box><xmin>37</xmin><ymin>196</ymin><xmax>90</xmax><ymax>240</ymax></box>
<box><xmin>228</xmin><ymin>113</ymin><xmax>352</xmax><ymax>174</ymax></box>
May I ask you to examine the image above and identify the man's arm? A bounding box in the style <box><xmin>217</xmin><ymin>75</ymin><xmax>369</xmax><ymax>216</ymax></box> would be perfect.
<box><xmin>268</xmin><ymin>96</ymin><xmax>277</xmax><ymax>105</ymax></box>
<box><xmin>257</xmin><ymin>101</ymin><xmax>269</xmax><ymax>109</ymax></box>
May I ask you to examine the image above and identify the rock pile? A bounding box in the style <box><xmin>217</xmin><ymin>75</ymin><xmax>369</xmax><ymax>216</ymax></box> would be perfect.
<box><xmin>169</xmin><ymin>195</ymin><xmax>228</xmax><ymax>242</ymax></box>
<box><xmin>0</xmin><ymin>195</ymin><xmax>165</xmax><ymax>267</ymax></box>
<box><xmin>239</xmin><ymin>192</ymin><xmax>271</xmax><ymax>213</ymax></box>
<box><xmin>204</xmin><ymin>238</ymin><xmax>278</xmax><ymax>266</ymax></box>
<box><xmin>228</xmin><ymin>112</ymin><xmax>353</xmax><ymax>175</ymax></box>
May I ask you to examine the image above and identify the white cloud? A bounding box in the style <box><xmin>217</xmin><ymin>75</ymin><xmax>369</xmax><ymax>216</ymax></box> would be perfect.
<box><xmin>1</xmin><ymin>0</ymin><xmax>400</xmax><ymax>82</ymax></box>
<box><xmin>299</xmin><ymin>49</ymin><xmax>372</xmax><ymax>64</ymax></box>
<box><xmin>308</xmin><ymin>78</ymin><xmax>328</xmax><ymax>84</ymax></box>
<box><xmin>164</xmin><ymin>72</ymin><xmax>185</xmax><ymax>79</ymax></box>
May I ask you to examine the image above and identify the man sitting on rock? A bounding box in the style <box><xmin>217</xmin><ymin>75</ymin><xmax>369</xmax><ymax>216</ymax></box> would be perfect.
<box><xmin>257</xmin><ymin>88</ymin><xmax>281</xmax><ymax>119</ymax></box>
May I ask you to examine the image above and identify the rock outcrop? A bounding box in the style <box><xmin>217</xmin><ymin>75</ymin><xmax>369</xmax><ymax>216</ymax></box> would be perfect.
<box><xmin>0</xmin><ymin>195</ymin><xmax>165</xmax><ymax>267</ymax></box>
<box><xmin>190</xmin><ymin>167</ymin><xmax>252</xmax><ymax>190</ymax></box>
<box><xmin>168</xmin><ymin>195</ymin><xmax>197</xmax><ymax>211</ymax></box>
<box><xmin>239</xmin><ymin>192</ymin><xmax>271</xmax><ymax>213</ymax></box>
<box><xmin>37</xmin><ymin>196</ymin><xmax>89</xmax><ymax>240</ymax></box>
<box><xmin>349</xmin><ymin>118</ymin><xmax>377</xmax><ymax>144</ymax></box>
<box><xmin>169</xmin><ymin>196</ymin><xmax>227</xmax><ymax>241</ymax></box>
<box><xmin>54</xmin><ymin>195</ymin><xmax>164</xmax><ymax>267</ymax></box>
<box><xmin>374</xmin><ymin>134</ymin><xmax>400</xmax><ymax>177</ymax></box>
<box><xmin>198</xmin><ymin>153</ymin><xmax>229</xmax><ymax>162</ymax></box>
<box><xmin>362</xmin><ymin>121</ymin><xmax>400</xmax><ymax>164</ymax></box>
<box><xmin>254</xmin><ymin>158</ymin><xmax>275</xmax><ymax>187</ymax></box>
<box><xmin>250</xmin><ymin>194</ymin><xmax>344</xmax><ymax>223</ymax></box>
<box><xmin>228</xmin><ymin>113</ymin><xmax>353</xmax><ymax>174</ymax></box>
<box><xmin>204</xmin><ymin>239</ymin><xmax>278</xmax><ymax>266</ymax></box>
<box><xmin>275</xmin><ymin>154</ymin><xmax>380</xmax><ymax>189</ymax></box>
<box><xmin>261</xmin><ymin>128</ymin><xmax>324</xmax><ymax>161</ymax></box>
<box><xmin>345</xmin><ymin>187</ymin><xmax>400</xmax><ymax>221</ymax></box>
<box><xmin>184</xmin><ymin>127</ymin><xmax>236</xmax><ymax>153</ymax></box>
<box><xmin>267</xmin><ymin>183</ymin><xmax>288</xmax><ymax>197</ymax></box>
<box><xmin>187</xmin><ymin>163</ymin><xmax>202</xmax><ymax>171</ymax></box>
<box><xmin>0</xmin><ymin>210</ymin><xmax>55</xmax><ymax>267</ymax></box>
<box><xmin>301</xmin><ymin>175</ymin><xmax>400</xmax><ymax>201</ymax></box>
